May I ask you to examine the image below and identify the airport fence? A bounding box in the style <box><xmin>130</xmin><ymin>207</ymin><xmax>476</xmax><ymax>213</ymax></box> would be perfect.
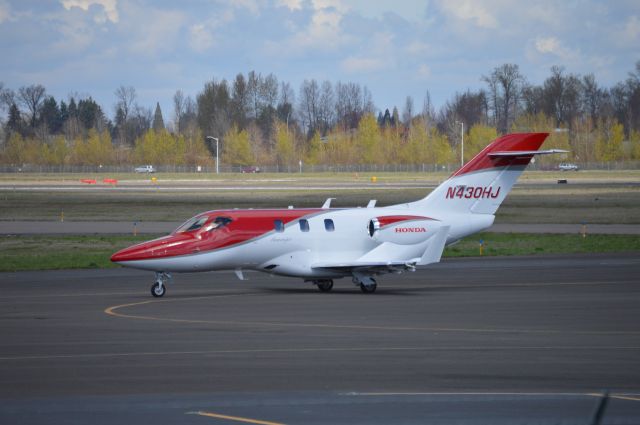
<box><xmin>0</xmin><ymin>161</ymin><xmax>638</xmax><ymax>174</ymax></box>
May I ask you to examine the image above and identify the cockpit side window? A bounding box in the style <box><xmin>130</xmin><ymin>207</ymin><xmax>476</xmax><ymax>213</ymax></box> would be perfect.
<box><xmin>175</xmin><ymin>216</ymin><xmax>209</xmax><ymax>233</ymax></box>
<box><xmin>274</xmin><ymin>219</ymin><xmax>284</xmax><ymax>233</ymax></box>
<box><xmin>205</xmin><ymin>216</ymin><xmax>233</xmax><ymax>232</ymax></box>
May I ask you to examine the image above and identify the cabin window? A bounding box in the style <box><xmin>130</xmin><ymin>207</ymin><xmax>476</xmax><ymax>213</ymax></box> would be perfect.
<box><xmin>324</xmin><ymin>219</ymin><xmax>335</xmax><ymax>232</ymax></box>
<box><xmin>274</xmin><ymin>219</ymin><xmax>285</xmax><ymax>233</ymax></box>
<box><xmin>299</xmin><ymin>219</ymin><xmax>310</xmax><ymax>232</ymax></box>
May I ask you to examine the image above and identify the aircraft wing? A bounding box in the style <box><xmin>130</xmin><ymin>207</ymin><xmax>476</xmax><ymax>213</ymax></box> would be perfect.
<box><xmin>311</xmin><ymin>261</ymin><xmax>417</xmax><ymax>274</ymax></box>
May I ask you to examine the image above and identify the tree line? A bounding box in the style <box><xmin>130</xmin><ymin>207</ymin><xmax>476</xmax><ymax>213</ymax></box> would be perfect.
<box><xmin>1</xmin><ymin>62</ymin><xmax>639</xmax><ymax>168</ymax></box>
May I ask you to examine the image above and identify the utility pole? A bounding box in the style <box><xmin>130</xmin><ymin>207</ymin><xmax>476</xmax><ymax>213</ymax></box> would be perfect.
<box><xmin>206</xmin><ymin>136</ymin><xmax>219</xmax><ymax>174</ymax></box>
<box><xmin>456</xmin><ymin>121</ymin><xmax>464</xmax><ymax>166</ymax></box>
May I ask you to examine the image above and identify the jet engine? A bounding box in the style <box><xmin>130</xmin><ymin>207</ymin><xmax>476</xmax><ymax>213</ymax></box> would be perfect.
<box><xmin>368</xmin><ymin>216</ymin><xmax>439</xmax><ymax>245</ymax></box>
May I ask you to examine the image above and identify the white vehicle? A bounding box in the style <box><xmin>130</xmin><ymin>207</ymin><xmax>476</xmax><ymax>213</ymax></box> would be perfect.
<box><xmin>134</xmin><ymin>165</ymin><xmax>156</xmax><ymax>173</ymax></box>
<box><xmin>559</xmin><ymin>162</ymin><xmax>579</xmax><ymax>171</ymax></box>
<box><xmin>112</xmin><ymin>133</ymin><xmax>564</xmax><ymax>297</ymax></box>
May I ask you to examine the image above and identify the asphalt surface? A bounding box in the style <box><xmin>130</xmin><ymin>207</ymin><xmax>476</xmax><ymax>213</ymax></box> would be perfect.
<box><xmin>2</xmin><ymin>220</ymin><xmax>640</xmax><ymax>235</ymax></box>
<box><xmin>1</xmin><ymin>253</ymin><xmax>639</xmax><ymax>424</ymax></box>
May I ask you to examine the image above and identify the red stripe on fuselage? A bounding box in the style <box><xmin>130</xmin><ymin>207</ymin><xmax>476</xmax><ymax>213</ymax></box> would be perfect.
<box><xmin>376</xmin><ymin>215</ymin><xmax>434</xmax><ymax>228</ymax></box>
<box><xmin>110</xmin><ymin>209</ymin><xmax>324</xmax><ymax>263</ymax></box>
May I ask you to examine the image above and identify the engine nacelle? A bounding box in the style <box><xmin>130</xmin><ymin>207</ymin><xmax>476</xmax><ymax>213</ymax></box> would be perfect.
<box><xmin>368</xmin><ymin>215</ymin><xmax>439</xmax><ymax>245</ymax></box>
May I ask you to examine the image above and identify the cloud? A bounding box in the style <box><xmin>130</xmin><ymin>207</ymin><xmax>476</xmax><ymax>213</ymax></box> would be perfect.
<box><xmin>437</xmin><ymin>0</ymin><xmax>497</xmax><ymax>29</ymax></box>
<box><xmin>285</xmin><ymin>6</ymin><xmax>348</xmax><ymax>51</ymax></box>
<box><xmin>534</xmin><ymin>36</ymin><xmax>574</xmax><ymax>59</ymax></box>
<box><xmin>126</xmin><ymin>8</ymin><xmax>186</xmax><ymax>55</ymax></box>
<box><xmin>276</xmin><ymin>0</ymin><xmax>302</xmax><ymax>11</ymax></box>
<box><xmin>0</xmin><ymin>1</ymin><xmax>10</xmax><ymax>24</ymax></box>
<box><xmin>624</xmin><ymin>15</ymin><xmax>640</xmax><ymax>41</ymax></box>
<box><xmin>341</xmin><ymin>56</ymin><xmax>387</xmax><ymax>73</ymax></box>
<box><xmin>417</xmin><ymin>64</ymin><xmax>431</xmax><ymax>79</ymax></box>
<box><xmin>189</xmin><ymin>24</ymin><xmax>214</xmax><ymax>52</ymax></box>
<box><xmin>60</xmin><ymin>0</ymin><xmax>119</xmax><ymax>23</ymax></box>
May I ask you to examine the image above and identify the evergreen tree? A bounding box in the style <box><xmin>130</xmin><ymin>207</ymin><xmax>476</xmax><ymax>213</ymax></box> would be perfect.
<box><xmin>6</xmin><ymin>103</ymin><xmax>23</xmax><ymax>135</ymax></box>
<box><xmin>40</xmin><ymin>96</ymin><xmax>62</xmax><ymax>134</ymax></box>
<box><xmin>382</xmin><ymin>109</ymin><xmax>392</xmax><ymax>127</ymax></box>
<box><xmin>392</xmin><ymin>107</ymin><xmax>400</xmax><ymax>127</ymax></box>
<box><xmin>153</xmin><ymin>102</ymin><xmax>165</xmax><ymax>132</ymax></box>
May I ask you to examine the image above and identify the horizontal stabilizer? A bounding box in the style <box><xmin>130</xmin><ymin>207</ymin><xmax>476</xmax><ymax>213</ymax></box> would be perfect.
<box><xmin>488</xmin><ymin>149</ymin><xmax>568</xmax><ymax>158</ymax></box>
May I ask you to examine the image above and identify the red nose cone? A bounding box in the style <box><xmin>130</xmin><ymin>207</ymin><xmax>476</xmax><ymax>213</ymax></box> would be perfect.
<box><xmin>111</xmin><ymin>234</ymin><xmax>193</xmax><ymax>263</ymax></box>
<box><xmin>110</xmin><ymin>245</ymin><xmax>142</xmax><ymax>263</ymax></box>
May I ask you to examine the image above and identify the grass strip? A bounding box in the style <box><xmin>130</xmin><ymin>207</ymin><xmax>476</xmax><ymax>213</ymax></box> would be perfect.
<box><xmin>1</xmin><ymin>232</ymin><xmax>639</xmax><ymax>272</ymax></box>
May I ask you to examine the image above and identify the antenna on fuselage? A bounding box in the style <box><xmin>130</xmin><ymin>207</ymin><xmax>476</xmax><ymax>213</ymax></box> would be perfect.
<box><xmin>322</xmin><ymin>198</ymin><xmax>335</xmax><ymax>209</ymax></box>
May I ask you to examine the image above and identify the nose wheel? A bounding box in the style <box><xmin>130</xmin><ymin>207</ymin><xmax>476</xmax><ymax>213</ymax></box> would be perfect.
<box><xmin>151</xmin><ymin>272</ymin><xmax>171</xmax><ymax>297</ymax></box>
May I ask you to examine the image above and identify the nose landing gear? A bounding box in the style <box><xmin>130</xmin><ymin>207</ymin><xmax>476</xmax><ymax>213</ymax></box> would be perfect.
<box><xmin>151</xmin><ymin>272</ymin><xmax>171</xmax><ymax>297</ymax></box>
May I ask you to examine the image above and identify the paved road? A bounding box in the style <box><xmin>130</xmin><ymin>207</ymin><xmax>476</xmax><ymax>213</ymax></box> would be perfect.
<box><xmin>2</xmin><ymin>220</ymin><xmax>639</xmax><ymax>235</ymax></box>
<box><xmin>1</xmin><ymin>253</ymin><xmax>639</xmax><ymax>424</ymax></box>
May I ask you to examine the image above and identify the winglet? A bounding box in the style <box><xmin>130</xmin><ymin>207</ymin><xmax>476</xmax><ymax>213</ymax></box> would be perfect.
<box><xmin>418</xmin><ymin>225</ymin><xmax>450</xmax><ymax>266</ymax></box>
<box><xmin>367</xmin><ymin>200</ymin><xmax>377</xmax><ymax>208</ymax></box>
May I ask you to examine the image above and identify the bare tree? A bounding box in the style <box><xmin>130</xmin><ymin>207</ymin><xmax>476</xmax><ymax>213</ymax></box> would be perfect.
<box><xmin>402</xmin><ymin>96</ymin><xmax>414</xmax><ymax>126</ymax></box>
<box><xmin>17</xmin><ymin>84</ymin><xmax>46</xmax><ymax>128</ymax></box>
<box><xmin>114</xmin><ymin>85</ymin><xmax>136</xmax><ymax>121</ymax></box>
<box><xmin>581</xmin><ymin>74</ymin><xmax>607</xmax><ymax>124</ymax></box>
<box><xmin>298</xmin><ymin>79</ymin><xmax>320</xmax><ymax>135</ymax></box>
<box><xmin>247</xmin><ymin>71</ymin><xmax>261</xmax><ymax>120</ymax></box>
<box><xmin>482</xmin><ymin>64</ymin><xmax>524</xmax><ymax>133</ymax></box>
<box><xmin>317</xmin><ymin>80</ymin><xmax>334</xmax><ymax>135</ymax></box>
<box><xmin>421</xmin><ymin>90</ymin><xmax>435</xmax><ymax>129</ymax></box>
<box><xmin>173</xmin><ymin>90</ymin><xmax>185</xmax><ymax>132</ymax></box>
<box><xmin>543</xmin><ymin>66</ymin><xmax>582</xmax><ymax>127</ymax></box>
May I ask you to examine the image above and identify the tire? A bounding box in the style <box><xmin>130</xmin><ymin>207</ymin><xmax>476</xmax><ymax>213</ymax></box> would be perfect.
<box><xmin>360</xmin><ymin>283</ymin><xmax>377</xmax><ymax>293</ymax></box>
<box><xmin>151</xmin><ymin>282</ymin><xmax>166</xmax><ymax>297</ymax></box>
<box><xmin>317</xmin><ymin>280</ymin><xmax>334</xmax><ymax>292</ymax></box>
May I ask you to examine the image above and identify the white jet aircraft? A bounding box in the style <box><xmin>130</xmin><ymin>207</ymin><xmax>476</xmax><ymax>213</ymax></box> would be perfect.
<box><xmin>112</xmin><ymin>132</ymin><xmax>562</xmax><ymax>296</ymax></box>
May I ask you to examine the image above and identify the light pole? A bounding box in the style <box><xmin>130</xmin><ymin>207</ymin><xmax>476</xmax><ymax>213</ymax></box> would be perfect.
<box><xmin>456</xmin><ymin>121</ymin><xmax>464</xmax><ymax>167</ymax></box>
<box><xmin>206</xmin><ymin>136</ymin><xmax>219</xmax><ymax>174</ymax></box>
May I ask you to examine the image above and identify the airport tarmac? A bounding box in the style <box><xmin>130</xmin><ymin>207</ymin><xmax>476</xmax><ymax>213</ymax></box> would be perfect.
<box><xmin>1</xmin><ymin>253</ymin><xmax>639</xmax><ymax>424</ymax></box>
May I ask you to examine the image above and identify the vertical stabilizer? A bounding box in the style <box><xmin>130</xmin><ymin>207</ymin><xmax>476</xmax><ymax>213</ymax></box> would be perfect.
<box><xmin>409</xmin><ymin>133</ymin><xmax>550</xmax><ymax>215</ymax></box>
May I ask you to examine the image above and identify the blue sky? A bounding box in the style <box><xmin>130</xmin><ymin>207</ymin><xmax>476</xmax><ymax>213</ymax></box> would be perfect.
<box><xmin>1</xmin><ymin>0</ymin><xmax>639</xmax><ymax>124</ymax></box>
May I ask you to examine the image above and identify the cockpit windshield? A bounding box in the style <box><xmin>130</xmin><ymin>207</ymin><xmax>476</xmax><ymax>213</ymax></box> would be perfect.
<box><xmin>174</xmin><ymin>215</ymin><xmax>233</xmax><ymax>234</ymax></box>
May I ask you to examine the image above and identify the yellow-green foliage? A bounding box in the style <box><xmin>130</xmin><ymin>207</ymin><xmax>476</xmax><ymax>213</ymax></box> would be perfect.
<box><xmin>72</xmin><ymin>129</ymin><xmax>114</xmax><ymax>165</ymax></box>
<box><xmin>356</xmin><ymin>113</ymin><xmax>382</xmax><ymax>164</ymax></box>
<box><xmin>596</xmin><ymin>119</ymin><xmax>624</xmax><ymax>162</ymax></box>
<box><xmin>465</xmin><ymin>124</ymin><xmax>497</xmax><ymax>162</ymax></box>
<box><xmin>631</xmin><ymin>130</ymin><xmax>640</xmax><ymax>160</ymax></box>
<box><xmin>274</xmin><ymin>121</ymin><xmax>295</xmax><ymax>166</ymax></box>
<box><xmin>222</xmin><ymin>125</ymin><xmax>255</xmax><ymax>166</ymax></box>
<box><xmin>135</xmin><ymin>129</ymin><xmax>186</xmax><ymax>165</ymax></box>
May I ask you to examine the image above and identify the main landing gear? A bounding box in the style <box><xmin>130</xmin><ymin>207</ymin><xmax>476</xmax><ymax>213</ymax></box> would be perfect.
<box><xmin>314</xmin><ymin>279</ymin><xmax>334</xmax><ymax>292</ymax></box>
<box><xmin>151</xmin><ymin>272</ymin><xmax>171</xmax><ymax>297</ymax></box>
<box><xmin>353</xmin><ymin>275</ymin><xmax>377</xmax><ymax>293</ymax></box>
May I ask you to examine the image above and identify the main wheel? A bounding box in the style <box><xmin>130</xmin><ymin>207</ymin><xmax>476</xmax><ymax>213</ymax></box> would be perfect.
<box><xmin>151</xmin><ymin>281</ymin><xmax>166</xmax><ymax>297</ymax></box>
<box><xmin>360</xmin><ymin>282</ymin><xmax>377</xmax><ymax>293</ymax></box>
<box><xmin>317</xmin><ymin>280</ymin><xmax>334</xmax><ymax>292</ymax></box>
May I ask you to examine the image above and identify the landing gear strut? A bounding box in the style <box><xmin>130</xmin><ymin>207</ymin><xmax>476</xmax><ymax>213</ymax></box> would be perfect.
<box><xmin>314</xmin><ymin>279</ymin><xmax>334</xmax><ymax>292</ymax></box>
<box><xmin>151</xmin><ymin>272</ymin><xmax>171</xmax><ymax>297</ymax></box>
